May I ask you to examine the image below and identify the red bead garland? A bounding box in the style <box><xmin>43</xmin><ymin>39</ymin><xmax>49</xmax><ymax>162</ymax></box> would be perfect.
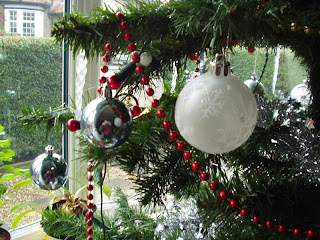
<box><xmin>86</xmin><ymin>159</ymin><xmax>95</xmax><ymax>239</ymax></box>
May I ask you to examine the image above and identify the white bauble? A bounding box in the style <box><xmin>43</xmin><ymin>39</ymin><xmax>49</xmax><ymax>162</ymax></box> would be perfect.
<box><xmin>290</xmin><ymin>80</ymin><xmax>311</xmax><ymax>107</ymax></box>
<box><xmin>140</xmin><ymin>52</ymin><xmax>152</xmax><ymax>66</ymax></box>
<box><xmin>175</xmin><ymin>63</ymin><xmax>257</xmax><ymax>154</ymax></box>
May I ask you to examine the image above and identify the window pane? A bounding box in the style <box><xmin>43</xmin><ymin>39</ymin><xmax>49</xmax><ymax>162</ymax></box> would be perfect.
<box><xmin>0</xmin><ymin>1</ymin><xmax>64</xmax><ymax>231</ymax></box>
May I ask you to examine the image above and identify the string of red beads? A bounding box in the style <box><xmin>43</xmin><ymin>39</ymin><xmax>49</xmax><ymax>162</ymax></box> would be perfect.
<box><xmin>86</xmin><ymin>159</ymin><xmax>94</xmax><ymax>240</ymax></box>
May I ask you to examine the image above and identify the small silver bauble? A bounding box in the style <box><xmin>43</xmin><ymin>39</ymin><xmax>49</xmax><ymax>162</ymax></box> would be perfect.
<box><xmin>244</xmin><ymin>75</ymin><xmax>265</xmax><ymax>96</ymax></box>
<box><xmin>30</xmin><ymin>145</ymin><xmax>68</xmax><ymax>191</ymax></box>
<box><xmin>80</xmin><ymin>97</ymin><xmax>133</xmax><ymax>148</ymax></box>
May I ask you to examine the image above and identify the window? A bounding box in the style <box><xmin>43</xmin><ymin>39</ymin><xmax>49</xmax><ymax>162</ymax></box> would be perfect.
<box><xmin>9</xmin><ymin>11</ymin><xmax>17</xmax><ymax>34</ymax></box>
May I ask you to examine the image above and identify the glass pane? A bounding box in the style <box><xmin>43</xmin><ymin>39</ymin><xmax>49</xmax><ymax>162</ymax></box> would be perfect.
<box><xmin>0</xmin><ymin>1</ymin><xmax>64</xmax><ymax>231</ymax></box>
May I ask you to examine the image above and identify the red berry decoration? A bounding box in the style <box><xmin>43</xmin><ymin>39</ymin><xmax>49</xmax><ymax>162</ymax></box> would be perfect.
<box><xmin>128</xmin><ymin>42</ymin><xmax>136</xmax><ymax>52</ymax></box>
<box><xmin>261</xmin><ymin>0</ymin><xmax>268</xmax><ymax>6</ymax></box>
<box><xmin>146</xmin><ymin>88</ymin><xmax>154</xmax><ymax>96</ymax></box>
<box><xmin>86</xmin><ymin>227</ymin><xmax>93</xmax><ymax>236</ymax></box>
<box><xmin>278</xmin><ymin>225</ymin><xmax>287</xmax><ymax>233</ymax></box>
<box><xmin>99</xmin><ymin>76</ymin><xmax>107</xmax><ymax>84</ymax></box>
<box><xmin>190</xmin><ymin>52</ymin><xmax>198</xmax><ymax>61</ymax></box>
<box><xmin>183</xmin><ymin>151</ymin><xmax>192</xmax><ymax>160</ymax></box>
<box><xmin>132</xmin><ymin>53</ymin><xmax>140</xmax><ymax>63</ymax></box>
<box><xmin>116</xmin><ymin>12</ymin><xmax>124</xmax><ymax>20</ymax></box>
<box><xmin>124</xmin><ymin>32</ymin><xmax>132</xmax><ymax>41</ymax></box>
<box><xmin>209</xmin><ymin>181</ymin><xmax>218</xmax><ymax>190</ymax></box>
<box><xmin>87</xmin><ymin>184</ymin><xmax>94</xmax><ymax>191</ymax></box>
<box><xmin>163</xmin><ymin>120</ymin><xmax>172</xmax><ymax>130</ymax></box>
<box><xmin>67</xmin><ymin>119</ymin><xmax>80</xmax><ymax>132</ymax></box>
<box><xmin>253</xmin><ymin>216</ymin><xmax>259</xmax><ymax>224</ymax></box>
<box><xmin>157</xmin><ymin>109</ymin><xmax>166</xmax><ymax>118</ymax></box>
<box><xmin>108</xmin><ymin>75</ymin><xmax>122</xmax><ymax>89</ymax></box>
<box><xmin>141</xmin><ymin>76</ymin><xmax>150</xmax><ymax>85</ymax></box>
<box><xmin>177</xmin><ymin>141</ymin><xmax>185</xmax><ymax>151</ymax></box>
<box><xmin>102</xmin><ymin>54</ymin><xmax>110</xmax><ymax>62</ymax></box>
<box><xmin>229</xmin><ymin>199</ymin><xmax>238</xmax><ymax>209</ymax></box>
<box><xmin>248</xmin><ymin>48</ymin><xmax>255</xmax><ymax>53</ymax></box>
<box><xmin>293</xmin><ymin>228</ymin><xmax>301</xmax><ymax>236</ymax></box>
<box><xmin>219</xmin><ymin>191</ymin><xmax>227</xmax><ymax>200</ymax></box>
<box><xmin>120</xmin><ymin>20</ymin><xmax>128</xmax><ymax>29</ymax></box>
<box><xmin>85</xmin><ymin>211</ymin><xmax>93</xmax><ymax>220</ymax></box>
<box><xmin>100</xmin><ymin>65</ymin><xmax>108</xmax><ymax>73</ymax></box>
<box><xmin>97</xmin><ymin>86</ymin><xmax>103</xmax><ymax>95</ymax></box>
<box><xmin>191</xmin><ymin>161</ymin><xmax>201</xmax><ymax>172</ymax></box>
<box><xmin>130</xmin><ymin>105</ymin><xmax>142</xmax><ymax>117</ymax></box>
<box><xmin>308</xmin><ymin>230</ymin><xmax>316</xmax><ymax>238</ymax></box>
<box><xmin>136</xmin><ymin>65</ymin><xmax>145</xmax><ymax>74</ymax></box>
<box><xmin>152</xmin><ymin>99</ymin><xmax>160</xmax><ymax>108</ymax></box>
<box><xmin>200</xmin><ymin>171</ymin><xmax>209</xmax><ymax>181</ymax></box>
<box><xmin>169</xmin><ymin>130</ymin><xmax>178</xmax><ymax>140</ymax></box>
<box><xmin>104</xmin><ymin>43</ymin><xmax>111</xmax><ymax>52</ymax></box>
<box><xmin>240</xmin><ymin>208</ymin><xmax>248</xmax><ymax>217</ymax></box>
<box><xmin>87</xmin><ymin>175</ymin><xmax>93</xmax><ymax>181</ymax></box>
<box><xmin>265</xmin><ymin>221</ymin><xmax>273</xmax><ymax>228</ymax></box>
<box><xmin>86</xmin><ymin>237</ymin><xmax>93</xmax><ymax>240</ymax></box>
<box><xmin>86</xmin><ymin>220</ymin><xmax>93</xmax><ymax>227</ymax></box>
<box><xmin>87</xmin><ymin>194</ymin><xmax>94</xmax><ymax>200</ymax></box>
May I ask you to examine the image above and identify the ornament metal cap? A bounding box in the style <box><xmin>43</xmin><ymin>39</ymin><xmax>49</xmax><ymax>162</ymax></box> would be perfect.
<box><xmin>209</xmin><ymin>53</ymin><xmax>231</xmax><ymax>76</ymax></box>
<box><xmin>45</xmin><ymin>145</ymin><xmax>54</xmax><ymax>156</ymax></box>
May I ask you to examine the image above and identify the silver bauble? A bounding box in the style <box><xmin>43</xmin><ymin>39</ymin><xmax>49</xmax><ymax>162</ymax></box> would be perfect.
<box><xmin>30</xmin><ymin>145</ymin><xmax>68</xmax><ymax>191</ymax></box>
<box><xmin>244</xmin><ymin>76</ymin><xmax>265</xmax><ymax>96</ymax></box>
<box><xmin>80</xmin><ymin>97</ymin><xmax>133</xmax><ymax>148</ymax></box>
<box><xmin>290</xmin><ymin>80</ymin><xmax>311</xmax><ymax>108</ymax></box>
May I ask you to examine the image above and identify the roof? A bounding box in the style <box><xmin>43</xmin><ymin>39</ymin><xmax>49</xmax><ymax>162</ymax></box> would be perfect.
<box><xmin>50</xmin><ymin>1</ymin><xmax>64</xmax><ymax>15</ymax></box>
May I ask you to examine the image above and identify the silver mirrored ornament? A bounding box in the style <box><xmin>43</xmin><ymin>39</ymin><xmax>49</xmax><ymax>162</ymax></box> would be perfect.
<box><xmin>80</xmin><ymin>97</ymin><xmax>133</xmax><ymax>148</ymax></box>
<box><xmin>30</xmin><ymin>145</ymin><xmax>68</xmax><ymax>191</ymax></box>
<box><xmin>244</xmin><ymin>75</ymin><xmax>265</xmax><ymax>96</ymax></box>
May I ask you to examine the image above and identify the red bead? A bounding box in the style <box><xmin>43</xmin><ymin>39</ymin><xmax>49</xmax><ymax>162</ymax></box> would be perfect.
<box><xmin>87</xmin><ymin>167</ymin><xmax>92</xmax><ymax>172</ymax></box>
<box><xmin>307</xmin><ymin>230</ymin><xmax>316</xmax><ymax>238</ymax></box>
<box><xmin>86</xmin><ymin>227</ymin><xmax>93</xmax><ymax>236</ymax></box>
<box><xmin>229</xmin><ymin>199</ymin><xmax>238</xmax><ymax>209</ymax></box>
<box><xmin>278</xmin><ymin>225</ymin><xmax>287</xmax><ymax>233</ymax></box>
<box><xmin>132</xmin><ymin>53</ymin><xmax>140</xmax><ymax>63</ymax></box>
<box><xmin>104</xmin><ymin>43</ymin><xmax>111</xmax><ymax>52</ymax></box>
<box><xmin>124</xmin><ymin>32</ymin><xmax>132</xmax><ymax>41</ymax></box>
<box><xmin>99</xmin><ymin>76</ymin><xmax>107</xmax><ymax>84</ymax></box>
<box><xmin>191</xmin><ymin>161</ymin><xmax>200</xmax><ymax>172</ymax></box>
<box><xmin>97</xmin><ymin>86</ymin><xmax>103</xmax><ymax>95</ymax></box>
<box><xmin>141</xmin><ymin>76</ymin><xmax>149</xmax><ymax>85</ymax></box>
<box><xmin>200</xmin><ymin>171</ymin><xmax>209</xmax><ymax>181</ymax></box>
<box><xmin>108</xmin><ymin>75</ymin><xmax>122</xmax><ymax>89</ymax></box>
<box><xmin>163</xmin><ymin>120</ymin><xmax>172</xmax><ymax>130</ymax></box>
<box><xmin>116</xmin><ymin>12</ymin><xmax>124</xmax><ymax>19</ymax></box>
<box><xmin>231</xmin><ymin>40</ymin><xmax>238</xmax><ymax>46</ymax></box>
<box><xmin>219</xmin><ymin>191</ymin><xmax>227</xmax><ymax>200</ymax></box>
<box><xmin>261</xmin><ymin>0</ymin><xmax>268</xmax><ymax>6</ymax></box>
<box><xmin>152</xmin><ymin>99</ymin><xmax>160</xmax><ymax>108</ymax></box>
<box><xmin>265</xmin><ymin>221</ymin><xmax>273</xmax><ymax>228</ymax></box>
<box><xmin>87</xmin><ymin>184</ymin><xmax>94</xmax><ymax>191</ymax></box>
<box><xmin>240</xmin><ymin>208</ymin><xmax>248</xmax><ymax>217</ymax></box>
<box><xmin>87</xmin><ymin>194</ymin><xmax>94</xmax><ymax>200</ymax></box>
<box><xmin>177</xmin><ymin>141</ymin><xmax>185</xmax><ymax>151</ymax></box>
<box><xmin>87</xmin><ymin>203</ymin><xmax>94</xmax><ymax>209</ymax></box>
<box><xmin>87</xmin><ymin>175</ymin><xmax>93</xmax><ymax>181</ymax></box>
<box><xmin>293</xmin><ymin>228</ymin><xmax>301</xmax><ymax>236</ymax></box>
<box><xmin>136</xmin><ymin>65</ymin><xmax>145</xmax><ymax>74</ymax></box>
<box><xmin>130</xmin><ymin>105</ymin><xmax>142</xmax><ymax>117</ymax></box>
<box><xmin>120</xmin><ymin>21</ymin><xmax>128</xmax><ymax>29</ymax></box>
<box><xmin>157</xmin><ymin>109</ymin><xmax>166</xmax><ymax>118</ymax></box>
<box><xmin>86</xmin><ymin>220</ymin><xmax>93</xmax><ymax>227</ymax></box>
<box><xmin>190</xmin><ymin>52</ymin><xmax>198</xmax><ymax>61</ymax></box>
<box><xmin>183</xmin><ymin>151</ymin><xmax>192</xmax><ymax>160</ymax></box>
<box><xmin>66</xmin><ymin>119</ymin><xmax>80</xmax><ymax>132</ymax></box>
<box><xmin>169</xmin><ymin>130</ymin><xmax>178</xmax><ymax>140</ymax></box>
<box><xmin>209</xmin><ymin>181</ymin><xmax>218</xmax><ymax>190</ymax></box>
<box><xmin>100</xmin><ymin>65</ymin><xmax>108</xmax><ymax>73</ymax></box>
<box><xmin>86</xmin><ymin>237</ymin><xmax>93</xmax><ymax>240</ymax></box>
<box><xmin>102</xmin><ymin>54</ymin><xmax>110</xmax><ymax>62</ymax></box>
<box><xmin>146</xmin><ymin>88</ymin><xmax>154</xmax><ymax>96</ymax></box>
<box><xmin>248</xmin><ymin>48</ymin><xmax>255</xmax><ymax>53</ymax></box>
<box><xmin>85</xmin><ymin>211</ymin><xmax>93</xmax><ymax>220</ymax></box>
<box><xmin>128</xmin><ymin>42</ymin><xmax>136</xmax><ymax>52</ymax></box>
<box><xmin>253</xmin><ymin>216</ymin><xmax>259</xmax><ymax>224</ymax></box>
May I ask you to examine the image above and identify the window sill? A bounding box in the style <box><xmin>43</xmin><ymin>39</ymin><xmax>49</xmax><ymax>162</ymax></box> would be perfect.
<box><xmin>10</xmin><ymin>221</ymin><xmax>56</xmax><ymax>240</ymax></box>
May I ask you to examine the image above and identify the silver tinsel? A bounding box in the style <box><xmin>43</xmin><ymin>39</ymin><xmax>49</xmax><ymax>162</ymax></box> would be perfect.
<box><xmin>155</xmin><ymin>197</ymin><xmax>215</xmax><ymax>239</ymax></box>
<box><xmin>256</xmin><ymin>94</ymin><xmax>320</xmax><ymax>185</ymax></box>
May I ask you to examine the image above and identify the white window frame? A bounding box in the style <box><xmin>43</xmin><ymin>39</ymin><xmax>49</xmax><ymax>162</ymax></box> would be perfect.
<box><xmin>22</xmin><ymin>11</ymin><xmax>36</xmax><ymax>36</ymax></box>
<box><xmin>8</xmin><ymin>10</ymin><xmax>17</xmax><ymax>34</ymax></box>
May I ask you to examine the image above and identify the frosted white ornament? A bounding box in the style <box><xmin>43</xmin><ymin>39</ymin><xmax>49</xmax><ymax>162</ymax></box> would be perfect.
<box><xmin>140</xmin><ymin>52</ymin><xmax>152</xmax><ymax>66</ymax></box>
<box><xmin>175</xmin><ymin>55</ymin><xmax>258</xmax><ymax>154</ymax></box>
<box><xmin>290</xmin><ymin>79</ymin><xmax>311</xmax><ymax>107</ymax></box>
